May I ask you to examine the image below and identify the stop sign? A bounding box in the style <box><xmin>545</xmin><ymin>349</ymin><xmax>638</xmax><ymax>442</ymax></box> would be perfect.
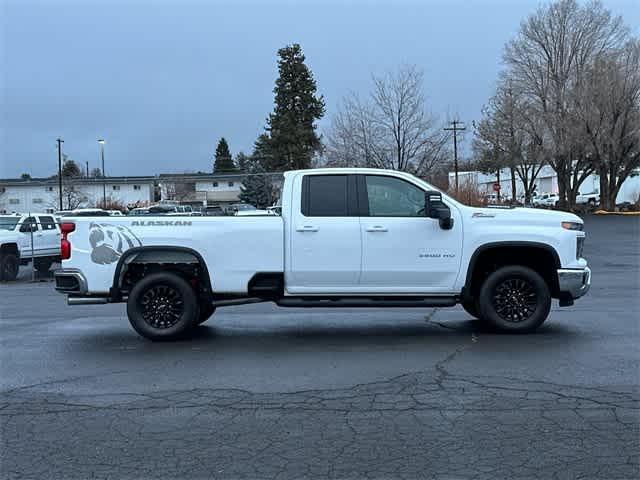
<box><xmin>493</xmin><ymin>183</ymin><xmax>501</xmax><ymax>192</ymax></box>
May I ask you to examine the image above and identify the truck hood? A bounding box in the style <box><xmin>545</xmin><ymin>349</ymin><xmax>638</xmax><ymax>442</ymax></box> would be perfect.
<box><xmin>464</xmin><ymin>206</ymin><xmax>583</xmax><ymax>227</ymax></box>
<box><xmin>0</xmin><ymin>230</ymin><xmax>20</xmax><ymax>243</ymax></box>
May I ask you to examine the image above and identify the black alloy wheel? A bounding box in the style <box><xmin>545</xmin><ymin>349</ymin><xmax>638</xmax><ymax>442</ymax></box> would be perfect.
<box><xmin>140</xmin><ymin>284</ymin><xmax>184</xmax><ymax>329</ymax></box>
<box><xmin>127</xmin><ymin>272</ymin><xmax>198</xmax><ymax>341</ymax></box>
<box><xmin>492</xmin><ymin>278</ymin><xmax>538</xmax><ymax>323</ymax></box>
<box><xmin>478</xmin><ymin>265</ymin><xmax>551</xmax><ymax>333</ymax></box>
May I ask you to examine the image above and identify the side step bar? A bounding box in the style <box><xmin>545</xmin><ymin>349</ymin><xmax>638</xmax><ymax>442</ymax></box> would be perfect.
<box><xmin>276</xmin><ymin>296</ymin><xmax>457</xmax><ymax>308</ymax></box>
<box><xmin>68</xmin><ymin>297</ymin><xmax>109</xmax><ymax>305</ymax></box>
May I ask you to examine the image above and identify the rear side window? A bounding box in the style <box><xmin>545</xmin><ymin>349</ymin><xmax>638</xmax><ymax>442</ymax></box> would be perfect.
<box><xmin>38</xmin><ymin>216</ymin><xmax>57</xmax><ymax>230</ymax></box>
<box><xmin>302</xmin><ymin>175</ymin><xmax>350</xmax><ymax>217</ymax></box>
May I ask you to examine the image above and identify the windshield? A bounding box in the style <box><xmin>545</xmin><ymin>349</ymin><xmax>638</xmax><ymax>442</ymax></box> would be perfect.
<box><xmin>0</xmin><ymin>216</ymin><xmax>20</xmax><ymax>231</ymax></box>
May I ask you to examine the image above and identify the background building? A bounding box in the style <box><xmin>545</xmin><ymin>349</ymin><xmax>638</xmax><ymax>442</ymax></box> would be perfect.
<box><xmin>0</xmin><ymin>172</ymin><xmax>285</xmax><ymax>213</ymax></box>
<box><xmin>158</xmin><ymin>172</ymin><xmax>284</xmax><ymax>207</ymax></box>
<box><xmin>449</xmin><ymin>167</ymin><xmax>640</xmax><ymax>204</ymax></box>
<box><xmin>0</xmin><ymin>176</ymin><xmax>156</xmax><ymax>213</ymax></box>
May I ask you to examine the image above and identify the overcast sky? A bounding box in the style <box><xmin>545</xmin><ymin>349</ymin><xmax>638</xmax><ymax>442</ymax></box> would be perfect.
<box><xmin>1</xmin><ymin>0</ymin><xmax>638</xmax><ymax>178</ymax></box>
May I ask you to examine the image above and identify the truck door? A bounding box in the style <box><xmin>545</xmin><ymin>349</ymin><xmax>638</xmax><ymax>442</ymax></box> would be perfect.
<box><xmin>18</xmin><ymin>216</ymin><xmax>40</xmax><ymax>255</ymax></box>
<box><xmin>37</xmin><ymin>215</ymin><xmax>61</xmax><ymax>256</ymax></box>
<box><xmin>286</xmin><ymin>174</ymin><xmax>361</xmax><ymax>294</ymax></box>
<box><xmin>358</xmin><ymin>174</ymin><xmax>463</xmax><ymax>293</ymax></box>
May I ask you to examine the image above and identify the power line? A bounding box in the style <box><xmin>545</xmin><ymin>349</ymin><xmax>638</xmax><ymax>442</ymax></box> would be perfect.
<box><xmin>444</xmin><ymin>120</ymin><xmax>466</xmax><ymax>194</ymax></box>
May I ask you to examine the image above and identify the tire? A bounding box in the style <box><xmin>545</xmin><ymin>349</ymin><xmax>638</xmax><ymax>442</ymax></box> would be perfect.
<box><xmin>478</xmin><ymin>265</ymin><xmax>551</xmax><ymax>333</ymax></box>
<box><xmin>34</xmin><ymin>258</ymin><xmax>53</xmax><ymax>273</ymax></box>
<box><xmin>0</xmin><ymin>253</ymin><xmax>19</xmax><ymax>282</ymax></box>
<box><xmin>195</xmin><ymin>302</ymin><xmax>216</xmax><ymax>325</ymax></box>
<box><xmin>127</xmin><ymin>272</ymin><xmax>199</xmax><ymax>341</ymax></box>
<box><xmin>461</xmin><ymin>299</ymin><xmax>479</xmax><ymax>319</ymax></box>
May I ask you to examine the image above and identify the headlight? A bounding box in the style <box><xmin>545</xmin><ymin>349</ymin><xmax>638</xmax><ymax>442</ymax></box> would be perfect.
<box><xmin>561</xmin><ymin>221</ymin><xmax>583</xmax><ymax>231</ymax></box>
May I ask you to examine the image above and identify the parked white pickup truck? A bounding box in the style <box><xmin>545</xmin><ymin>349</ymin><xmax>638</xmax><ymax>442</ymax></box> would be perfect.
<box><xmin>1</xmin><ymin>213</ymin><xmax>61</xmax><ymax>281</ymax></box>
<box><xmin>575</xmin><ymin>191</ymin><xmax>600</xmax><ymax>207</ymax></box>
<box><xmin>54</xmin><ymin>168</ymin><xmax>591</xmax><ymax>340</ymax></box>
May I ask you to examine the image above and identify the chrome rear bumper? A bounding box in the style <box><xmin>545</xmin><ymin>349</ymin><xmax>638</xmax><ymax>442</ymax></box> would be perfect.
<box><xmin>557</xmin><ymin>267</ymin><xmax>591</xmax><ymax>299</ymax></box>
<box><xmin>54</xmin><ymin>269</ymin><xmax>87</xmax><ymax>294</ymax></box>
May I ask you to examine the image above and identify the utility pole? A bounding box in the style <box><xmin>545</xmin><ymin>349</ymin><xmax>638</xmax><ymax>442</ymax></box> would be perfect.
<box><xmin>86</xmin><ymin>161</ymin><xmax>89</xmax><ymax>177</ymax></box>
<box><xmin>98</xmin><ymin>139</ymin><xmax>106</xmax><ymax>206</ymax></box>
<box><xmin>56</xmin><ymin>138</ymin><xmax>64</xmax><ymax>210</ymax></box>
<box><xmin>444</xmin><ymin>120</ymin><xmax>466</xmax><ymax>194</ymax></box>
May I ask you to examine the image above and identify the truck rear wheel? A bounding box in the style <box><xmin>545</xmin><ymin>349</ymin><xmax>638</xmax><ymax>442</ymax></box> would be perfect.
<box><xmin>0</xmin><ymin>253</ymin><xmax>19</xmax><ymax>282</ymax></box>
<box><xmin>478</xmin><ymin>265</ymin><xmax>551</xmax><ymax>333</ymax></box>
<box><xmin>127</xmin><ymin>272</ymin><xmax>198</xmax><ymax>341</ymax></box>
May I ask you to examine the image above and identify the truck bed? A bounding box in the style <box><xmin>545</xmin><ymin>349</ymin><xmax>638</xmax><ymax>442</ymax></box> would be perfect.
<box><xmin>62</xmin><ymin>215</ymin><xmax>284</xmax><ymax>294</ymax></box>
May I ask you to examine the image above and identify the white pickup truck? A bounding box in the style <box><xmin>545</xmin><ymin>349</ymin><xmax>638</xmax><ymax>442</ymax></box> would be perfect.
<box><xmin>575</xmin><ymin>191</ymin><xmax>600</xmax><ymax>207</ymax></box>
<box><xmin>1</xmin><ymin>213</ymin><xmax>61</xmax><ymax>281</ymax></box>
<box><xmin>54</xmin><ymin>168</ymin><xmax>591</xmax><ymax>340</ymax></box>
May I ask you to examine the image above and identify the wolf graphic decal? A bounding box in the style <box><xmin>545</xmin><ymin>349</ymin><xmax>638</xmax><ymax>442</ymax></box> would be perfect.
<box><xmin>89</xmin><ymin>223</ymin><xmax>142</xmax><ymax>265</ymax></box>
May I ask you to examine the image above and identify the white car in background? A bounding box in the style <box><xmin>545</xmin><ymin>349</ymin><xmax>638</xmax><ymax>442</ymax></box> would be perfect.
<box><xmin>0</xmin><ymin>213</ymin><xmax>61</xmax><ymax>281</ymax></box>
<box><xmin>575</xmin><ymin>191</ymin><xmax>600</xmax><ymax>207</ymax></box>
<box><xmin>533</xmin><ymin>193</ymin><xmax>559</xmax><ymax>208</ymax></box>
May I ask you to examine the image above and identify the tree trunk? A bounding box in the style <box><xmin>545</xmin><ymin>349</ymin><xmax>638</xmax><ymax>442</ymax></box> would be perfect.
<box><xmin>557</xmin><ymin>169</ymin><xmax>570</xmax><ymax>210</ymax></box>
<box><xmin>607</xmin><ymin>166</ymin><xmax>619</xmax><ymax>211</ymax></box>
<box><xmin>510</xmin><ymin>167</ymin><xmax>517</xmax><ymax>204</ymax></box>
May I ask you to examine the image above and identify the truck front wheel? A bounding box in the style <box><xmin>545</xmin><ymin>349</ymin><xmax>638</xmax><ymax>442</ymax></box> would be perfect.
<box><xmin>127</xmin><ymin>272</ymin><xmax>198</xmax><ymax>341</ymax></box>
<box><xmin>478</xmin><ymin>265</ymin><xmax>551</xmax><ymax>333</ymax></box>
<box><xmin>0</xmin><ymin>253</ymin><xmax>19</xmax><ymax>282</ymax></box>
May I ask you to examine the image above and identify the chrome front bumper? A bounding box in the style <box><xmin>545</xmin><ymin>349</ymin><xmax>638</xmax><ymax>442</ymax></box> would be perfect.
<box><xmin>557</xmin><ymin>267</ymin><xmax>591</xmax><ymax>299</ymax></box>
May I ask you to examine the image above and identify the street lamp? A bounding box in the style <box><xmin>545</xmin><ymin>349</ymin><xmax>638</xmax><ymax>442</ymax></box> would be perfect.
<box><xmin>98</xmin><ymin>139</ymin><xmax>105</xmax><ymax>206</ymax></box>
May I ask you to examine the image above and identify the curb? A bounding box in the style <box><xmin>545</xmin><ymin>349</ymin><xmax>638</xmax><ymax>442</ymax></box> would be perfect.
<box><xmin>593</xmin><ymin>210</ymin><xmax>640</xmax><ymax>216</ymax></box>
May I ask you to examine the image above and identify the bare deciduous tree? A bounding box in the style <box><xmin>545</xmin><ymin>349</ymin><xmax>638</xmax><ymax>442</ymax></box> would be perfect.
<box><xmin>503</xmin><ymin>0</ymin><xmax>629</xmax><ymax>208</ymax></box>
<box><xmin>474</xmin><ymin>81</ymin><xmax>547</xmax><ymax>203</ymax></box>
<box><xmin>576</xmin><ymin>40</ymin><xmax>640</xmax><ymax>210</ymax></box>
<box><xmin>326</xmin><ymin>65</ymin><xmax>449</xmax><ymax>176</ymax></box>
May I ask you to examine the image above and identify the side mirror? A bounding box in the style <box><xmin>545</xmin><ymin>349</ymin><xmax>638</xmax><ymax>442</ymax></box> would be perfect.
<box><xmin>425</xmin><ymin>191</ymin><xmax>454</xmax><ymax>230</ymax></box>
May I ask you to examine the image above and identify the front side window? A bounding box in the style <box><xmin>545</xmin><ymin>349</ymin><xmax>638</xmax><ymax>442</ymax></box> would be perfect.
<box><xmin>19</xmin><ymin>216</ymin><xmax>38</xmax><ymax>233</ymax></box>
<box><xmin>302</xmin><ymin>175</ymin><xmax>349</xmax><ymax>217</ymax></box>
<box><xmin>364</xmin><ymin>175</ymin><xmax>425</xmax><ymax>217</ymax></box>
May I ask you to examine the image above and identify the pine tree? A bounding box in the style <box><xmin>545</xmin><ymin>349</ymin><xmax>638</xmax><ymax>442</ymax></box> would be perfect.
<box><xmin>265</xmin><ymin>44</ymin><xmax>325</xmax><ymax>171</ymax></box>
<box><xmin>61</xmin><ymin>158</ymin><xmax>82</xmax><ymax>177</ymax></box>
<box><xmin>252</xmin><ymin>134</ymin><xmax>274</xmax><ymax>169</ymax></box>
<box><xmin>213</xmin><ymin>137</ymin><xmax>236</xmax><ymax>173</ymax></box>
<box><xmin>239</xmin><ymin>137</ymin><xmax>276</xmax><ymax>208</ymax></box>
<box><xmin>235</xmin><ymin>152</ymin><xmax>250</xmax><ymax>173</ymax></box>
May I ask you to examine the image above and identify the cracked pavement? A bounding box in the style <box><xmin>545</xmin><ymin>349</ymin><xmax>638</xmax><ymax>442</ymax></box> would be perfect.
<box><xmin>1</xmin><ymin>216</ymin><xmax>639</xmax><ymax>479</ymax></box>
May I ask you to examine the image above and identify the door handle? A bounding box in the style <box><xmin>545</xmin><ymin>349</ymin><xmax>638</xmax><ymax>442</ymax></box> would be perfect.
<box><xmin>296</xmin><ymin>225</ymin><xmax>319</xmax><ymax>232</ymax></box>
<box><xmin>365</xmin><ymin>225</ymin><xmax>388</xmax><ymax>232</ymax></box>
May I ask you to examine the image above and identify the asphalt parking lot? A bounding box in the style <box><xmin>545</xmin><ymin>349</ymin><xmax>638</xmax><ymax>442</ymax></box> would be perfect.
<box><xmin>1</xmin><ymin>215</ymin><xmax>638</xmax><ymax>479</ymax></box>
